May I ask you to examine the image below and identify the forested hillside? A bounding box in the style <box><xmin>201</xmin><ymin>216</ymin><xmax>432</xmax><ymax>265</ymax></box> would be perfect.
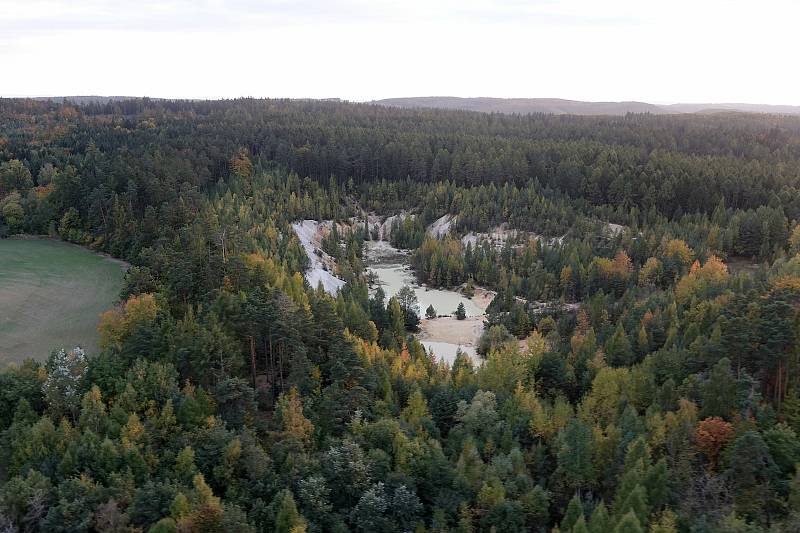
<box><xmin>374</xmin><ymin>97</ymin><xmax>800</xmax><ymax>117</ymax></box>
<box><xmin>1</xmin><ymin>98</ymin><xmax>800</xmax><ymax>532</ymax></box>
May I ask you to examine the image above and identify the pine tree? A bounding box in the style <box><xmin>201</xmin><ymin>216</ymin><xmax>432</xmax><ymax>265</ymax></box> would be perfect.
<box><xmin>724</xmin><ymin>431</ymin><xmax>780</xmax><ymax>522</ymax></box>
<box><xmin>572</xmin><ymin>515</ymin><xmax>590</xmax><ymax>533</ymax></box>
<box><xmin>274</xmin><ymin>489</ymin><xmax>306</xmax><ymax>533</ymax></box>
<box><xmin>701</xmin><ymin>358</ymin><xmax>736</xmax><ymax>419</ymax></box>
<box><xmin>605</xmin><ymin>323</ymin><xmax>633</xmax><ymax>366</ymax></box>
<box><xmin>519</xmin><ymin>485</ymin><xmax>550</xmax><ymax>529</ymax></box>
<box><xmin>636</xmin><ymin>324</ymin><xmax>649</xmax><ymax>357</ymax></box>
<box><xmin>464</xmin><ymin>277</ymin><xmax>475</xmax><ymax>298</ymax></box>
<box><xmin>613</xmin><ymin>511</ymin><xmax>643</xmax><ymax>533</ymax></box>
<box><xmin>456</xmin><ymin>502</ymin><xmax>476</xmax><ymax>533</ymax></box>
<box><xmin>781</xmin><ymin>388</ymin><xmax>800</xmax><ymax>434</ymax></box>
<box><xmin>557</xmin><ymin>419</ymin><xmax>596</xmax><ymax>493</ymax></box>
<box><xmin>617</xmin><ymin>484</ymin><xmax>649</xmax><ymax>526</ymax></box>
<box><xmin>426</xmin><ymin>304</ymin><xmax>437</xmax><ymax>319</ymax></box>
<box><xmin>170</xmin><ymin>493</ymin><xmax>190</xmax><ymax>519</ymax></box>
<box><xmin>561</xmin><ymin>494</ymin><xmax>584</xmax><ymax>531</ymax></box>
<box><xmin>388</xmin><ymin>297</ymin><xmax>405</xmax><ymax>347</ymax></box>
<box><xmin>789</xmin><ymin>467</ymin><xmax>800</xmax><ymax>510</ymax></box>
<box><xmin>78</xmin><ymin>385</ymin><xmax>107</xmax><ymax>434</ymax></box>
<box><xmin>588</xmin><ymin>501</ymin><xmax>611</xmax><ymax>533</ymax></box>
<box><xmin>174</xmin><ymin>447</ymin><xmax>198</xmax><ymax>484</ymax></box>
<box><xmin>644</xmin><ymin>459</ymin><xmax>668</xmax><ymax>511</ymax></box>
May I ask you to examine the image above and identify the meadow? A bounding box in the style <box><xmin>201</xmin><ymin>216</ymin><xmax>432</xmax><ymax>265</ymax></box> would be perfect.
<box><xmin>0</xmin><ymin>238</ymin><xmax>125</xmax><ymax>364</ymax></box>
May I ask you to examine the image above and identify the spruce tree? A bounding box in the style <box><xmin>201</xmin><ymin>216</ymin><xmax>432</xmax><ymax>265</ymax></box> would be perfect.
<box><xmin>572</xmin><ymin>516</ymin><xmax>590</xmax><ymax>533</ymax></box>
<box><xmin>613</xmin><ymin>511</ymin><xmax>643</xmax><ymax>533</ymax></box>
<box><xmin>588</xmin><ymin>501</ymin><xmax>611</xmax><ymax>533</ymax></box>
<box><xmin>274</xmin><ymin>489</ymin><xmax>306</xmax><ymax>533</ymax></box>
<box><xmin>561</xmin><ymin>494</ymin><xmax>584</xmax><ymax>531</ymax></box>
<box><xmin>605</xmin><ymin>323</ymin><xmax>633</xmax><ymax>366</ymax></box>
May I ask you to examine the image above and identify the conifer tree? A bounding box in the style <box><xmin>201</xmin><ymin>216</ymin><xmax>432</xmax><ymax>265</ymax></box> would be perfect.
<box><xmin>613</xmin><ymin>511</ymin><xmax>643</xmax><ymax>533</ymax></box>
<box><xmin>561</xmin><ymin>494</ymin><xmax>584</xmax><ymax>531</ymax></box>
<box><xmin>588</xmin><ymin>501</ymin><xmax>611</xmax><ymax>533</ymax></box>
<box><xmin>426</xmin><ymin>304</ymin><xmax>437</xmax><ymax>319</ymax></box>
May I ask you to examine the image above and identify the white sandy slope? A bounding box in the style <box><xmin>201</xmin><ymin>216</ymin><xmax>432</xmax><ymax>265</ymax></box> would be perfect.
<box><xmin>605</xmin><ymin>223</ymin><xmax>626</xmax><ymax>237</ymax></box>
<box><xmin>461</xmin><ymin>224</ymin><xmax>517</xmax><ymax>248</ymax></box>
<box><xmin>367</xmin><ymin>212</ymin><xmax>413</xmax><ymax>240</ymax></box>
<box><xmin>426</xmin><ymin>214</ymin><xmax>456</xmax><ymax>239</ymax></box>
<box><xmin>291</xmin><ymin>220</ymin><xmax>346</xmax><ymax>295</ymax></box>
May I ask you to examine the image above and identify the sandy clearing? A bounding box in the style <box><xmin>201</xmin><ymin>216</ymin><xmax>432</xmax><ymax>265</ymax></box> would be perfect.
<box><xmin>417</xmin><ymin>316</ymin><xmax>484</xmax><ymax>347</ymax></box>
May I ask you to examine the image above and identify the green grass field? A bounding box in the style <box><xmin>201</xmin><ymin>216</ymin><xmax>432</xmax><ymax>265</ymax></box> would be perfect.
<box><xmin>0</xmin><ymin>238</ymin><xmax>125</xmax><ymax>364</ymax></box>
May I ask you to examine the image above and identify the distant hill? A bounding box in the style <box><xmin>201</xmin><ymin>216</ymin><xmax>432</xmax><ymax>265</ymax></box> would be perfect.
<box><xmin>374</xmin><ymin>97</ymin><xmax>664</xmax><ymax>115</ymax></box>
<box><xmin>374</xmin><ymin>96</ymin><xmax>800</xmax><ymax>116</ymax></box>
<box><xmin>662</xmin><ymin>102</ymin><xmax>800</xmax><ymax>115</ymax></box>
<box><xmin>16</xmin><ymin>95</ymin><xmax>800</xmax><ymax>116</ymax></box>
<box><xmin>31</xmin><ymin>96</ymin><xmax>143</xmax><ymax>105</ymax></box>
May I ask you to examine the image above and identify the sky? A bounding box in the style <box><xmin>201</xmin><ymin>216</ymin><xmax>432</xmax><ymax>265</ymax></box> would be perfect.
<box><xmin>1</xmin><ymin>0</ymin><xmax>799</xmax><ymax>104</ymax></box>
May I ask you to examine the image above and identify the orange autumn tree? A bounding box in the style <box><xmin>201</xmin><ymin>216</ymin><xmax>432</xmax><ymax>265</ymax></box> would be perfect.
<box><xmin>695</xmin><ymin>416</ymin><xmax>734</xmax><ymax>468</ymax></box>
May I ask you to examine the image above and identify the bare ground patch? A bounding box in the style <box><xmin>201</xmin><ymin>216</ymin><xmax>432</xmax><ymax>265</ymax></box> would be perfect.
<box><xmin>417</xmin><ymin>316</ymin><xmax>484</xmax><ymax>347</ymax></box>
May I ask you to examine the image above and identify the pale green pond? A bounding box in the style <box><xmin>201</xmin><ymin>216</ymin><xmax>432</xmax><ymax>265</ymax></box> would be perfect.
<box><xmin>366</xmin><ymin>240</ymin><xmax>481</xmax><ymax>363</ymax></box>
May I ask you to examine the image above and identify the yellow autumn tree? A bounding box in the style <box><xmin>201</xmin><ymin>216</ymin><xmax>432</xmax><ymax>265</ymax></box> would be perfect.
<box><xmin>788</xmin><ymin>224</ymin><xmax>800</xmax><ymax>255</ymax></box>
<box><xmin>663</xmin><ymin>239</ymin><xmax>694</xmax><ymax>265</ymax></box>
<box><xmin>579</xmin><ymin>366</ymin><xmax>631</xmax><ymax>425</ymax></box>
<box><xmin>401</xmin><ymin>388</ymin><xmax>431</xmax><ymax>434</ymax></box>
<box><xmin>675</xmin><ymin>255</ymin><xmax>728</xmax><ymax>304</ymax></box>
<box><xmin>176</xmin><ymin>474</ymin><xmax>223</xmax><ymax>532</ymax></box>
<box><xmin>661</xmin><ymin>238</ymin><xmax>695</xmax><ymax>279</ymax></box>
<box><xmin>230</xmin><ymin>147</ymin><xmax>253</xmax><ymax>178</ymax></box>
<box><xmin>638</xmin><ymin>257</ymin><xmax>663</xmax><ymax>287</ymax></box>
<box><xmin>98</xmin><ymin>293</ymin><xmax>158</xmax><ymax>351</ymax></box>
<box><xmin>121</xmin><ymin>413</ymin><xmax>145</xmax><ymax>451</ymax></box>
<box><xmin>275</xmin><ymin>386</ymin><xmax>315</xmax><ymax>448</ymax></box>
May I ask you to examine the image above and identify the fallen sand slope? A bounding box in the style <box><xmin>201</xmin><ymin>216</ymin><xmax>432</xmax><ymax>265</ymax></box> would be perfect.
<box><xmin>470</xmin><ymin>286</ymin><xmax>495</xmax><ymax>312</ymax></box>
<box><xmin>291</xmin><ymin>220</ymin><xmax>346</xmax><ymax>294</ymax></box>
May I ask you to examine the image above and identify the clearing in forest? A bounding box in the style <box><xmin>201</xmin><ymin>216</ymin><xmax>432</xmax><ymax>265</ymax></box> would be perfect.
<box><xmin>0</xmin><ymin>238</ymin><xmax>125</xmax><ymax>364</ymax></box>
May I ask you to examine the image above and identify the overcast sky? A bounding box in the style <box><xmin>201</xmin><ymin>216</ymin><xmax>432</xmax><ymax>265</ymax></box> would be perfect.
<box><xmin>2</xmin><ymin>0</ymin><xmax>798</xmax><ymax>104</ymax></box>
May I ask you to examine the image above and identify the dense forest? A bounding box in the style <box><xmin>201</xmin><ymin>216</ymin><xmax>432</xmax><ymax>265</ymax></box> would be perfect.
<box><xmin>1</xmin><ymin>97</ymin><xmax>800</xmax><ymax>532</ymax></box>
